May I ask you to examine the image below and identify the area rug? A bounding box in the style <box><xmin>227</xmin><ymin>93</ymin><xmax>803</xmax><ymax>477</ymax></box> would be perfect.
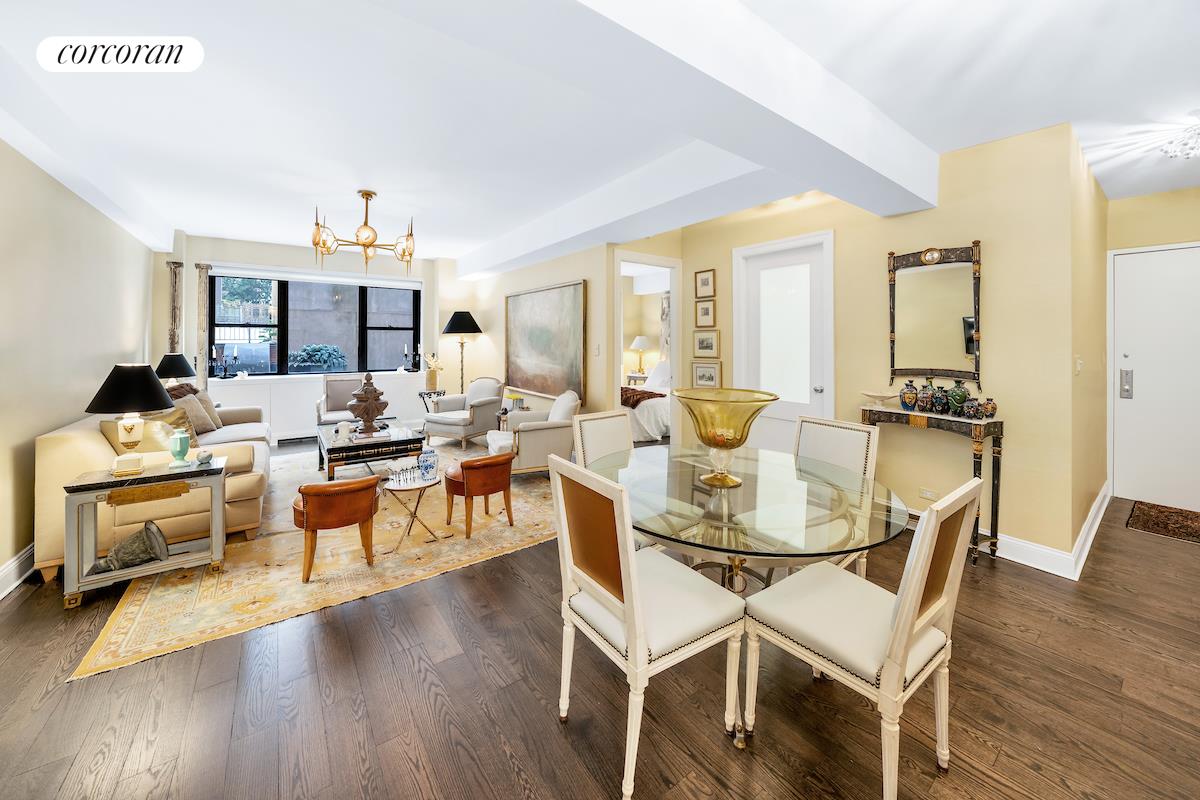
<box><xmin>1127</xmin><ymin>501</ymin><xmax>1200</xmax><ymax>544</ymax></box>
<box><xmin>71</xmin><ymin>446</ymin><xmax>556</xmax><ymax>680</ymax></box>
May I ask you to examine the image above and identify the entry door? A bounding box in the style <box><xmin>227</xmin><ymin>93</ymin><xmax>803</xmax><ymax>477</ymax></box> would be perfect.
<box><xmin>736</xmin><ymin>239</ymin><xmax>831</xmax><ymax>451</ymax></box>
<box><xmin>1113</xmin><ymin>245</ymin><xmax>1200</xmax><ymax>511</ymax></box>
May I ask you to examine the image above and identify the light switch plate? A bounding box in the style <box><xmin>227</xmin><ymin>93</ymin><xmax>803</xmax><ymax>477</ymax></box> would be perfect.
<box><xmin>919</xmin><ymin>487</ymin><xmax>938</xmax><ymax>500</ymax></box>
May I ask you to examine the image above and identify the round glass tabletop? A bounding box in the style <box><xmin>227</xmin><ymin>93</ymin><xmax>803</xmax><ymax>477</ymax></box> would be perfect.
<box><xmin>587</xmin><ymin>444</ymin><xmax>910</xmax><ymax>562</ymax></box>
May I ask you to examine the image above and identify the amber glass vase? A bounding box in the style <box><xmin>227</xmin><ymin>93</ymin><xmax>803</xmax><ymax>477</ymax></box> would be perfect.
<box><xmin>673</xmin><ymin>388</ymin><xmax>779</xmax><ymax>487</ymax></box>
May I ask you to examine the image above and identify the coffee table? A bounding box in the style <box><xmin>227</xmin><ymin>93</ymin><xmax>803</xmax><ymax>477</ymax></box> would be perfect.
<box><xmin>317</xmin><ymin>422</ymin><xmax>424</xmax><ymax>480</ymax></box>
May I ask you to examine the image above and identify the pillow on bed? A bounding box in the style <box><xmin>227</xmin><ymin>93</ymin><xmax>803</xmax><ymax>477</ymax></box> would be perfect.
<box><xmin>644</xmin><ymin>361</ymin><xmax>671</xmax><ymax>391</ymax></box>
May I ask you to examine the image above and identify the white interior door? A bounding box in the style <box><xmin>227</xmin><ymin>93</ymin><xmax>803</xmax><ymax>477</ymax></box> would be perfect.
<box><xmin>1113</xmin><ymin>245</ymin><xmax>1200</xmax><ymax>511</ymax></box>
<box><xmin>734</xmin><ymin>236</ymin><xmax>833</xmax><ymax>451</ymax></box>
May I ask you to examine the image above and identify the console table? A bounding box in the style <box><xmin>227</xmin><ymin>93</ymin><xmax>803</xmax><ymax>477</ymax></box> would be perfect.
<box><xmin>860</xmin><ymin>406</ymin><xmax>1002</xmax><ymax>563</ymax></box>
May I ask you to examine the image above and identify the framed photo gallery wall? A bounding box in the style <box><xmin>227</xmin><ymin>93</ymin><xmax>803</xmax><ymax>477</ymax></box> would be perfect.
<box><xmin>692</xmin><ymin>269</ymin><xmax>720</xmax><ymax>387</ymax></box>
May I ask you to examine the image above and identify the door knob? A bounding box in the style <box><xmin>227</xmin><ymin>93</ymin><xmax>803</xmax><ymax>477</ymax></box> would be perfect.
<box><xmin>813</xmin><ymin>386</ymin><xmax>825</xmax><ymax>394</ymax></box>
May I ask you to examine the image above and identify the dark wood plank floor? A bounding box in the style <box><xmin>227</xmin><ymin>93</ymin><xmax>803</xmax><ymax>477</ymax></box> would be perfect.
<box><xmin>1</xmin><ymin>496</ymin><xmax>1197</xmax><ymax>799</ymax></box>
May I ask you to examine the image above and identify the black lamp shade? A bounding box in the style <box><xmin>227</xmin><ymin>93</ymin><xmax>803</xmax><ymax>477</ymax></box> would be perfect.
<box><xmin>441</xmin><ymin>311</ymin><xmax>482</xmax><ymax>336</ymax></box>
<box><xmin>155</xmin><ymin>353</ymin><xmax>196</xmax><ymax>379</ymax></box>
<box><xmin>85</xmin><ymin>364</ymin><xmax>175</xmax><ymax>414</ymax></box>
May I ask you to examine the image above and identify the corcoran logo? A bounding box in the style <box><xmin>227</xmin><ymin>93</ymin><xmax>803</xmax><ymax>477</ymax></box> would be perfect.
<box><xmin>37</xmin><ymin>36</ymin><xmax>203</xmax><ymax>72</ymax></box>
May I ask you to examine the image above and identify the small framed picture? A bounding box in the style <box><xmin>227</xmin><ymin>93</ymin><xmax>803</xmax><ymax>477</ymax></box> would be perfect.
<box><xmin>694</xmin><ymin>299</ymin><xmax>716</xmax><ymax>328</ymax></box>
<box><xmin>692</xmin><ymin>329</ymin><xmax>719</xmax><ymax>358</ymax></box>
<box><xmin>694</xmin><ymin>268</ymin><xmax>716</xmax><ymax>298</ymax></box>
<box><xmin>692</xmin><ymin>361</ymin><xmax>722</xmax><ymax>388</ymax></box>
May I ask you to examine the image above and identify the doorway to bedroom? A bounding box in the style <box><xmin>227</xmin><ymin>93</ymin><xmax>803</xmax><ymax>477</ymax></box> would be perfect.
<box><xmin>612</xmin><ymin>252</ymin><xmax>682</xmax><ymax>444</ymax></box>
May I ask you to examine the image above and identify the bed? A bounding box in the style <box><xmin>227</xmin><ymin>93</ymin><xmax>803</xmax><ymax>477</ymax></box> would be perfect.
<box><xmin>624</xmin><ymin>361</ymin><xmax>672</xmax><ymax>442</ymax></box>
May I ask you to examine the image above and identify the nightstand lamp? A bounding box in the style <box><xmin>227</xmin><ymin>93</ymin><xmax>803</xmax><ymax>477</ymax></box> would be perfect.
<box><xmin>154</xmin><ymin>352</ymin><xmax>196</xmax><ymax>387</ymax></box>
<box><xmin>629</xmin><ymin>335</ymin><xmax>652</xmax><ymax>373</ymax></box>
<box><xmin>442</xmin><ymin>311</ymin><xmax>482</xmax><ymax>393</ymax></box>
<box><xmin>86</xmin><ymin>364</ymin><xmax>175</xmax><ymax>477</ymax></box>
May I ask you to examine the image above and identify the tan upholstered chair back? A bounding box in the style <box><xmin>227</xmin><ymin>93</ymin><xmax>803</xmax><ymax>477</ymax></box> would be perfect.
<box><xmin>325</xmin><ymin>375</ymin><xmax>362</xmax><ymax>412</ymax></box>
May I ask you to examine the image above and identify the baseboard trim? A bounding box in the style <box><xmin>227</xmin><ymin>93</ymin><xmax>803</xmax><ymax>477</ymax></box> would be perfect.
<box><xmin>0</xmin><ymin>543</ymin><xmax>35</xmax><ymax>600</ymax></box>
<box><xmin>995</xmin><ymin>481</ymin><xmax>1110</xmax><ymax>581</ymax></box>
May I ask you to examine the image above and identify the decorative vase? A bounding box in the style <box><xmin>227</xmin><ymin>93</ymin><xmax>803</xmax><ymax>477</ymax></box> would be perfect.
<box><xmin>673</xmin><ymin>387</ymin><xmax>779</xmax><ymax>488</ymax></box>
<box><xmin>425</xmin><ymin>368</ymin><xmax>439</xmax><ymax>392</ymax></box>
<box><xmin>982</xmin><ymin>397</ymin><xmax>998</xmax><ymax>418</ymax></box>
<box><xmin>168</xmin><ymin>427</ymin><xmax>191</xmax><ymax>468</ymax></box>
<box><xmin>916</xmin><ymin>378</ymin><xmax>934</xmax><ymax>413</ymax></box>
<box><xmin>963</xmin><ymin>398</ymin><xmax>982</xmax><ymax>419</ymax></box>
<box><xmin>899</xmin><ymin>380</ymin><xmax>919</xmax><ymax>412</ymax></box>
<box><xmin>946</xmin><ymin>379</ymin><xmax>969</xmax><ymax>416</ymax></box>
<box><xmin>86</xmin><ymin>521</ymin><xmax>169</xmax><ymax>575</ymax></box>
<box><xmin>418</xmin><ymin>446</ymin><xmax>438</xmax><ymax>482</ymax></box>
<box><xmin>931</xmin><ymin>384</ymin><xmax>950</xmax><ymax>415</ymax></box>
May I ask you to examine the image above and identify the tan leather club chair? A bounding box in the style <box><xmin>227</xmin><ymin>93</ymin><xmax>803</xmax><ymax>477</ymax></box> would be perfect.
<box><xmin>292</xmin><ymin>475</ymin><xmax>381</xmax><ymax>582</ymax></box>
<box><xmin>444</xmin><ymin>452</ymin><xmax>516</xmax><ymax>538</ymax></box>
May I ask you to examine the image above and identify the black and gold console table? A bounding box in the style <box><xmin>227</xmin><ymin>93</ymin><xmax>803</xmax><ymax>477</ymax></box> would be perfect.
<box><xmin>860</xmin><ymin>406</ymin><xmax>1002</xmax><ymax>563</ymax></box>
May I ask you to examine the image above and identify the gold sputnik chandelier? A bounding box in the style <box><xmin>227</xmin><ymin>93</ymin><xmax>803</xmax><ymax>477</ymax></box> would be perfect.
<box><xmin>311</xmin><ymin>189</ymin><xmax>415</xmax><ymax>272</ymax></box>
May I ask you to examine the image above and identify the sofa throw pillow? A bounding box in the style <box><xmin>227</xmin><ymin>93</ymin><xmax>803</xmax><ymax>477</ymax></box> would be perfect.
<box><xmin>166</xmin><ymin>382</ymin><xmax>200</xmax><ymax>400</ymax></box>
<box><xmin>144</xmin><ymin>406</ymin><xmax>198</xmax><ymax>447</ymax></box>
<box><xmin>173</xmin><ymin>394</ymin><xmax>217</xmax><ymax>435</ymax></box>
<box><xmin>193</xmin><ymin>390</ymin><xmax>223</xmax><ymax>429</ymax></box>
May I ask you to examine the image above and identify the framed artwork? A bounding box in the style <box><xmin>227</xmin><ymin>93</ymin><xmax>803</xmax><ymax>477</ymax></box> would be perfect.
<box><xmin>505</xmin><ymin>280</ymin><xmax>586</xmax><ymax>398</ymax></box>
<box><xmin>694</xmin><ymin>298</ymin><xmax>715</xmax><ymax>328</ymax></box>
<box><xmin>692</xmin><ymin>329</ymin><xmax>719</xmax><ymax>358</ymax></box>
<box><xmin>694</xmin><ymin>268</ymin><xmax>716</xmax><ymax>298</ymax></box>
<box><xmin>692</xmin><ymin>360</ymin><xmax>722</xmax><ymax>388</ymax></box>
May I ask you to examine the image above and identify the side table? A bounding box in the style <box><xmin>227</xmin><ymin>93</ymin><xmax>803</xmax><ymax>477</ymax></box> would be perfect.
<box><xmin>380</xmin><ymin>473</ymin><xmax>446</xmax><ymax>546</ymax></box>
<box><xmin>62</xmin><ymin>458</ymin><xmax>227</xmax><ymax>608</ymax></box>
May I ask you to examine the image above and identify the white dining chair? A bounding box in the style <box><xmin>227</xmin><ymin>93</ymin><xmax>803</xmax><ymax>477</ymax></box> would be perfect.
<box><xmin>549</xmin><ymin>454</ymin><xmax>746</xmax><ymax>800</ymax></box>
<box><xmin>572</xmin><ymin>409</ymin><xmax>634</xmax><ymax>468</ymax></box>
<box><xmin>743</xmin><ymin>477</ymin><xmax>982</xmax><ymax>800</ymax></box>
<box><xmin>794</xmin><ymin>416</ymin><xmax>879</xmax><ymax>577</ymax></box>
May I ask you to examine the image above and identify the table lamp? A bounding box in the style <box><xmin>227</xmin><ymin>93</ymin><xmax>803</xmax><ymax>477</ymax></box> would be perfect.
<box><xmin>86</xmin><ymin>364</ymin><xmax>175</xmax><ymax>476</ymax></box>
<box><xmin>441</xmin><ymin>311</ymin><xmax>482</xmax><ymax>393</ymax></box>
<box><xmin>154</xmin><ymin>353</ymin><xmax>196</xmax><ymax>387</ymax></box>
<box><xmin>629</xmin><ymin>335</ymin><xmax>652</xmax><ymax>373</ymax></box>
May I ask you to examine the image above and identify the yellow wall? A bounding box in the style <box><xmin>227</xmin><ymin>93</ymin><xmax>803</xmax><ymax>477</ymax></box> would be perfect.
<box><xmin>620</xmin><ymin>278</ymin><xmax>665</xmax><ymax>378</ymax></box>
<box><xmin>0</xmin><ymin>139</ymin><xmax>154</xmax><ymax>565</ymax></box>
<box><xmin>678</xmin><ymin>125</ymin><xmax>1089</xmax><ymax>551</ymax></box>
<box><xmin>1108</xmin><ymin>187</ymin><xmax>1200</xmax><ymax>250</ymax></box>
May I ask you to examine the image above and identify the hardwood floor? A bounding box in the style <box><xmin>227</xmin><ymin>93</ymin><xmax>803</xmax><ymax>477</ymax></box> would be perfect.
<box><xmin>1</xmin><ymin>495</ymin><xmax>1197</xmax><ymax>799</ymax></box>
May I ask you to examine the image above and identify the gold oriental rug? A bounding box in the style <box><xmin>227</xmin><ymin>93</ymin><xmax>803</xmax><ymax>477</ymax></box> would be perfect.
<box><xmin>71</xmin><ymin>446</ymin><xmax>556</xmax><ymax>680</ymax></box>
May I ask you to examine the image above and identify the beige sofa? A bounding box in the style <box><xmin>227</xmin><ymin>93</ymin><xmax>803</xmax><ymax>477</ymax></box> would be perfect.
<box><xmin>34</xmin><ymin>406</ymin><xmax>271</xmax><ymax>579</ymax></box>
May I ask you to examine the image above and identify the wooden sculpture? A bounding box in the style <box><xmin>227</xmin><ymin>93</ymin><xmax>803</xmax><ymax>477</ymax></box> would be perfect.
<box><xmin>348</xmin><ymin>372</ymin><xmax>389</xmax><ymax>435</ymax></box>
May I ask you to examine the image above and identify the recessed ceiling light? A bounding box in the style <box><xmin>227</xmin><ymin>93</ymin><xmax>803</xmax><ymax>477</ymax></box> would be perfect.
<box><xmin>1160</xmin><ymin>110</ymin><xmax>1200</xmax><ymax>160</ymax></box>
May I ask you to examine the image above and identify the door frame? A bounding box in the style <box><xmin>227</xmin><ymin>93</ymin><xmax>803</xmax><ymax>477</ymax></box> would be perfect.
<box><xmin>732</xmin><ymin>230</ymin><xmax>836</xmax><ymax>417</ymax></box>
<box><xmin>610</xmin><ymin>249</ymin><xmax>683</xmax><ymax>433</ymax></box>
<box><xmin>1107</xmin><ymin>239</ymin><xmax>1200</xmax><ymax>495</ymax></box>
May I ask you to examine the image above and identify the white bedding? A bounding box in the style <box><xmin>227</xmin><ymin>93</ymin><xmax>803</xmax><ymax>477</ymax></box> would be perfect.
<box><xmin>628</xmin><ymin>361</ymin><xmax>672</xmax><ymax>442</ymax></box>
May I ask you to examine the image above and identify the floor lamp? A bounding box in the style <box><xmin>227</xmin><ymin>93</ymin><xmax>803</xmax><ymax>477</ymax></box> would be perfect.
<box><xmin>442</xmin><ymin>311</ymin><xmax>482</xmax><ymax>393</ymax></box>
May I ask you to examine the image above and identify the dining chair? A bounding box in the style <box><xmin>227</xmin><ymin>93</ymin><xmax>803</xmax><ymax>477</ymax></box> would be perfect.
<box><xmin>549</xmin><ymin>454</ymin><xmax>746</xmax><ymax>800</ymax></box>
<box><xmin>444</xmin><ymin>451</ymin><xmax>516</xmax><ymax>539</ymax></box>
<box><xmin>572</xmin><ymin>409</ymin><xmax>634</xmax><ymax>468</ymax></box>
<box><xmin>743</xmin><ymin>477</ymin><xmax>982</xmax><ymax>800</ymax></box>
<box><xmin>793</xmin><ymin>416</ymin><xmax>878</xmax><ymax>577</ymax></box>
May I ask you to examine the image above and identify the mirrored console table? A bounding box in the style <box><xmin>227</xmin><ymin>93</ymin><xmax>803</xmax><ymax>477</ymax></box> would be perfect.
<box><xmin>860</xmin><ymin>406</ymin><xmax>1002</xmax><ymax>563</ymax></box>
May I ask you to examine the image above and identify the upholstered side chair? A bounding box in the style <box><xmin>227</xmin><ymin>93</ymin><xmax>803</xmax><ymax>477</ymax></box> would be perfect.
<box><xmin>444</xmin><ymin>451</ymin><xmax>516</xmax><ymax>538</ymax></box>
<box><xmin>486</xmin><ymin>390</ymin><xmax>580</xmax><ymax>473</ymax></box>
<box><xmin>793</xmin><ymin>416</ymin><xmax>879</xmax><ymax>577</ymax></box>
<box><xmin>292</xmin><ymin>474</ymin><xmax>381</xmax><ymax>583</ymax></box>
<box><xmin>424</xmin><ymin>376</ymin><xmax>503</xmax><ymax>448</ymax></box>
<box><xmin>571</xmin><ymin>409</ymin><xmax>634</xmax><ymax>468</ymax></box>
<box><xmin>549</xmin><ymin>454</ymin><xmax>746</xmax><ymax>800</ymax></box>
<box><xmin>316</xmin><ymin>374</ymin><xmax>362</xmax><ymax>426</ymax></box>
<box><xmin>743</xmin><ymin>477</ymin><xmax>982</xmax><ymax>800</ymax></box>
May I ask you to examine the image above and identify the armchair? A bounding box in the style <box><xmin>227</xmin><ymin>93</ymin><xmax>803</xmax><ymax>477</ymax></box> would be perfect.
<box><xmin>316</xmin><ymin>374</ymin><xmax>362</xmax><ymax>426</ymax></box>
<box><xmin>486</xmin><ymin>390</ymin><xmax>580</xmax><ymax>473</ymax></box>
<box><xmin>424</xmin><ymin>376</ymin><xmax>503</xmax><ymax>449</ymax></box>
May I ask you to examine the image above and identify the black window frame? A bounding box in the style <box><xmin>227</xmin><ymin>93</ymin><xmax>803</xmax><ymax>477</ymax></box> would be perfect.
<box><xmin>208</xmin><ymin>275</ymin><xmax>420</xmax><ymax>377</ymax></box>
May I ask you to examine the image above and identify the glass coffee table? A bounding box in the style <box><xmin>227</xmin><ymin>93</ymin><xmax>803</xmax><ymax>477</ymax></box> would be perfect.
<box><xmin>317</xmin><ymin>422</ymin><xmax>424</xmax><ymax>480</ymax></box>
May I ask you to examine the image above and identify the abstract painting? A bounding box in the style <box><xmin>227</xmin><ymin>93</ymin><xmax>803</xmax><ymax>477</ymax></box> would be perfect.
<box><xmin>505</xmin><ymin>280</ymin><xmax>586</xmax><ymax>398</ymax></box>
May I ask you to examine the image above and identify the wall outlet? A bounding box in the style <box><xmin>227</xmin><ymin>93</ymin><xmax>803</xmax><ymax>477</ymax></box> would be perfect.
<box><xmin>919</xmin><ymin>487</ymin><xmax>938</xmax><ymax>501</ymax></box>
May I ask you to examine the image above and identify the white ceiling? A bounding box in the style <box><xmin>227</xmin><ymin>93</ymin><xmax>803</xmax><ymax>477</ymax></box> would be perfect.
<box><xmin>1</xmin><ymin>0</ymin><xmax>1197</xmax><ymax>273</ymax></box>
<box><xmin>740</xmin><ymin>0</ymin><xmax>1200</xmax><ymax>199</ymax></box>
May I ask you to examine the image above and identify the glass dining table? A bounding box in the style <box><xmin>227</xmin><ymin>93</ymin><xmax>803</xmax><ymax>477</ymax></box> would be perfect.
<box><xmin>588</xmin><ymin>444</ymin><xmax>911</xmax><ymax>590</ymax></box>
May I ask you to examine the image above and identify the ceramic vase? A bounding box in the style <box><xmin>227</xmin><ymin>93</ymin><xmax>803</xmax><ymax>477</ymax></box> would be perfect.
<box><xmin>982</xmin><ymin>397</ymin><xmax>998</xmax><ymax>418</ymax></box>
<box><xmin>931</xmin><ymin>384</ymin><xmax>950</xmax><ymax>415</ymax></box>
<box><xmin>963</xmin><ymin>398</ymin><xmax>982</xmax><ymax>419</ymax></box>
<box><xmin>899</xmin><ymin>380</ymin><xmax>919</xmax><ymax>411</ymax></box>
<box><xmin>916</xmin><ymin>378</ymin><xmax>934</xmax><ymax>413</ymax></box>
<box><xmin>168</xmin><ymin>427</ymin><xmax>191</xmax><ymax>468</ymax></box>
<box><xmin>418</xmin><ymin>446</ymin><xmax>438</xmax><ymax>482</ymax></box>
<box><xmin>947</xmin><ymin>379</ymin><xmax>969</xmax><ymax>416</ymax></box>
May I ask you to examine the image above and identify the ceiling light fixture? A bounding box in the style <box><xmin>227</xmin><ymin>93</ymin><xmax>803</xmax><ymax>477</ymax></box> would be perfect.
<box><xmin>1160</xmin><ymin>110</ymin><xmax>1200</xmax><ymax>160</ymax></box>
<box><xmin>311</xmin><ymin>189</ymin><xmax>415</xmax><ymax>272</ymax></box>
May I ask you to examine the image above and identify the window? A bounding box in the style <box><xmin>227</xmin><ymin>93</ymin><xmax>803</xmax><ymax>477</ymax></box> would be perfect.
<box><xmin>211</xmin><ymin>276</ymin><xmax>279</xmax><ymax>375</ymax></box>
<box><xmin>208</xmin><ymin>276</ymin><xmax>419</xmax><ymax>376</ymax></box>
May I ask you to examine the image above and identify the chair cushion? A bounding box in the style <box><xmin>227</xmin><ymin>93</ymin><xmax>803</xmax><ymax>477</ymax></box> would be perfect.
<box><xmin>547</xmin><ymin>391</ymin><xmax>580</xmax><ymax>422</ymax></box>
<box><xmin>746</xmin><ymin>561</ymin><xmax>946</xmax><ymax>688</ymax></box>
<box><xmin>569</xmin><ymin>548</ymin><xmax>744</xmax><ymax>661</ymax></box>
<box><xmin>425</xmin><ymin>410</ymin><xmax>471</xmax><ymax>427</ymax></box>
<box><xmin>486</xmin><ymin>429</ymin><xmax>514</xmax><ymax>455</ymax></box>
<box><xmin>197</xmin><ymin>422</ymin><xmax>271</xmax><ymax>446</ymax></box>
